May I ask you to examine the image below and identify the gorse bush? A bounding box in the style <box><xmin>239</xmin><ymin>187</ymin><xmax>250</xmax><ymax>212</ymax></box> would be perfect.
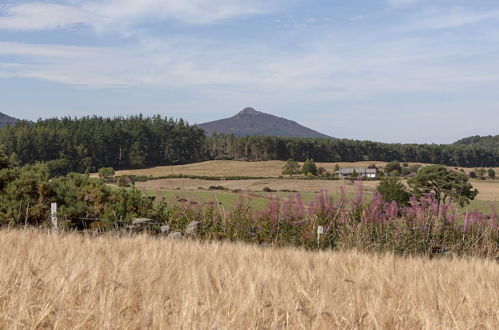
<box><xmin>0</xmin><ymin>163</ymin><xmax>163</xmax><ymax>227</ymax></box>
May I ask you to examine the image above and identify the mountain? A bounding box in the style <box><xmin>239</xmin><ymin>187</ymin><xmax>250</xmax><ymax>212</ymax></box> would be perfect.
<box><xmin>0</xmin><ymin>112</ymin><xmax>18</xmax><ymax>128</ymax></box>
<box><xmin>453</xmin><ymin>135</ymin><xmax>499</xmax><ymax>149</ymax></box>
<box><xmin>198</xmin><ymin>107</ymin><xmax>331</xmax><ymax>138</ymax></box>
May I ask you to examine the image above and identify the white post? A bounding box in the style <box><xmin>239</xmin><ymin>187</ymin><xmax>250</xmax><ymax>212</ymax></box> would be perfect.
<box><xmin>317</xmin><ymin>226</ymin><xmax>324</xmax><ymax>247</ymax></box>
<box><xmin>51</xmin><ymin>203</ymin><xmax>58</xmax><ymax>230</ymax></box>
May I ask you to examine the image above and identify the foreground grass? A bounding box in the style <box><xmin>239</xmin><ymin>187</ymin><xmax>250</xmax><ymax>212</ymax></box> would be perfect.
<box><xmin>1</xmin><ymin>230</ymin><xmax>498</xmax><ymax>329</ymax></box>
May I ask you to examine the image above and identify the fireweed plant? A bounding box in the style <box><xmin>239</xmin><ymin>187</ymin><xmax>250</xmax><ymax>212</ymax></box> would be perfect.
<box><xmin>157</xmin><ymin>184</ymin><xmax>498</xmax><ymax>258</ymax></box>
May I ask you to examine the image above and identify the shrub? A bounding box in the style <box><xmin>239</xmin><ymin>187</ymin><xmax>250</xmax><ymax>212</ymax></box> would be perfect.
<box><xmin>208</xmin><ymin>185</ymin><xmax>227</xmax><ymax>190</ymax></box>
<box><xmin>385</xmin><ymin>161</ymin><xmax>402</xmax><ymax>175</ymax></box>
<box><xmin>377</xmin><ymin>177</ymin><xmax>410</xmax><ymax>206</ymax></box>
<box><xmin>98</xmin><ymin>167</ymin><xmax>115</xmax><ymax>179</ymax></box>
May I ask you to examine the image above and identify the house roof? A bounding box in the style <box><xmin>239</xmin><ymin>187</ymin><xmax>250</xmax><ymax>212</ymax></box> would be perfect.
<box><xmin>335</xmin><ymin>168</ymin><xmax>377</xmax><ymax>175</ymax></box>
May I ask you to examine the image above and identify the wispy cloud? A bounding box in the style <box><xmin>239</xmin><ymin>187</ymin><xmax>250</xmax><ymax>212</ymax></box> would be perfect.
<box><xmin>0</xmin><ymin>2</ymin><xmax>91</xmax><ymax>30</ymax></box>
<box><xmin>409</xmin><ymin>8</ymin><xmax>499</xmax><ymax>30</ymax></box>
<box><xmin>0</xmin><ymin>0</ymin><xmax>289</xmax><ymax>31</ymax></box>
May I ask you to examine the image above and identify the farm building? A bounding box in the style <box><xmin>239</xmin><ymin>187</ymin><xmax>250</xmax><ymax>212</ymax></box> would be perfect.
<box><xmin>334</xmin><ymin>168</ymin><xmax>377</xmax><ymax>179</ymax></box>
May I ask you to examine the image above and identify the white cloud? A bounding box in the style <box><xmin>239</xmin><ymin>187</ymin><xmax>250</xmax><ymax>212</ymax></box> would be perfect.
<box><xmin>0</xmin><ymin>2</ymin><xmax>91</xmax><ymax>30</ymax></box>
<box><xmin>0</xmin><ymin>0</ymin><xmax>289</xmax><ymax>31</ymax></box>
<box><xmin>1</xmin><ymin>31</ymin><xmax>498</xmax><ymax>104</ymax></box>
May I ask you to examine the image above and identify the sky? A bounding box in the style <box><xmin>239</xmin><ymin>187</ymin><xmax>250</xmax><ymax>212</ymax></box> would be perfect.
<box><xmin>0</xmin><ymin>0</ymin><xmax>498</xmax><ymax>144</ymax></box>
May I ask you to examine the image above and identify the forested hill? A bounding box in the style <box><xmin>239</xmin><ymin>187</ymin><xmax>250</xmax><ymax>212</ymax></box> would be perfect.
<box><xmin>0</xmin><ymin>115</ymin><xmax>498</xmax><ymax>175</ymax></box>
<box><xmin>454</xmin><ymin>135</ymin><xmax>499</xmax><ymax>149</ymax></box>
<box><xmin>198</xmin><ymin>107</ymin><xmax>331</xmax><ymax>138</ymax></box>
<box><xmin>0</xmin><ymin>112</ymin><xmax>17</xmax><ymax>128</ymax></box>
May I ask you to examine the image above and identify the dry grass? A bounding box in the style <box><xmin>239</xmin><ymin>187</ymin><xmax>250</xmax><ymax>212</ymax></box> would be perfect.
<box><xmin>105</xmin><ymin>160</ymin><xmax>499</xmax><ymax>201</ymax></box>
<box><xmin>135</xmin><ymin>177</ymin><xmax>378</xmax><ymax>194</ymax></box>
<box><xmin>469</xmin><ymin>180</ymin><xmax>499</xmax><ymax>201</ymax></box>
<box><xmin>1</xmin><ymin>229</ymin><xmax>498</xmax><ymax>329</ymax></box>
<box><xmin>108</xmin><ymin>160</ymin><xmax>404</xmax><ymax>178</ymax></box>
<box><xmin>107</xmin><ymin>160</ymin><xmax>499</xmax><ymax>179</ymax></box>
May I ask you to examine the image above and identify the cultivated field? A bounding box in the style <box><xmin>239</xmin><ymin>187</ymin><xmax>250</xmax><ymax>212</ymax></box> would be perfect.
<box><xmin>112</xmin><ymin>160</ymin><xmax>499</xmax><ymax>179</ymax></box>
<box><xmin>1</xmin><ymin>229</ymin><xmax>498</xmax><ymax>329</ymax></box>
<box><xmin>108</xmin><ymin>160</ymin><xmax>499</xmax><ymax>212</ymax></box>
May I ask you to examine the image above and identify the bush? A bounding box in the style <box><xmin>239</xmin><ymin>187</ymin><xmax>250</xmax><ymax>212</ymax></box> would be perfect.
<box><xmin>208</xmin><ymin>185</ymin><xmax>227</xmax><ymax>190</ymax></box>
<box><xmin>377</xmin><ymin>177</ymin><xmax>410</xmax><ymax>206</ymax></box>
<box><xmin>385</xmin><ymin>161</ymin><xmax>402</xmax><ymax>176</ymax></box>
<box><xmin>98</xmin><ymin>167</ymin><xmax>115</xmax><ymax>179</ymax></box>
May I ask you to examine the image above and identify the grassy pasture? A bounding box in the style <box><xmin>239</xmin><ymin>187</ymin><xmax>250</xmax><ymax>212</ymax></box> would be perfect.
<box><xmin>113</xmin><ymin>160</ymin><xmax>499</xmax><ymax>211</ymax></box>
<box><xmin>1</xmin><ymin>229</ymin><xmax>498</xmax><ymax>329</ymax></box>
<box><xmin>111</xmin><ymin>160</ymin><xmax>499</xmax><ymax>179</ymax></box>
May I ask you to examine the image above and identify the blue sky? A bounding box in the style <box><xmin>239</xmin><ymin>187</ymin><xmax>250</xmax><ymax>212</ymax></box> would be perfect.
<box><xmin>0</xmin><ymin>0</ymin><xmax>498</xmax><ymax>143</ymax></box>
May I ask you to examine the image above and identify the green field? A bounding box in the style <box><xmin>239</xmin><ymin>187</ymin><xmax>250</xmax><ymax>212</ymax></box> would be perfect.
<box><xmin>140</xmin><ymin>187</ymin><xmax>499</xmax><ymax>214</ymax></box>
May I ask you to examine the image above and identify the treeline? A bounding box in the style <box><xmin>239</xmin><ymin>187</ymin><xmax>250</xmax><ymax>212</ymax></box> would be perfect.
<box><xmin>0</xmin><ymin>115</ymin><xmax>205</xmax><ymax>174</ymax></box>
<box><xmin>0</xmin><ymin>116</ymin><xmax>497</xmax><ymax>173</ymax></box>
<box><xmin>453</xmin><ymin>135</ymin><xmax>499</xmax><ymax>149</ymax></box>
<box><xmin>207</xmin><ymin>134</ymin><xmax>499</xmax><ymax>167</ymax></box>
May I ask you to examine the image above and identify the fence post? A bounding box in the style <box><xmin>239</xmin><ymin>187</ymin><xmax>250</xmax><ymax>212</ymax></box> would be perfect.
<box><xmin>51</xmin><ymin>202</ymin><xmax>58</xmax><ymax>230</ymax></box>
<box><xmin>317</xmin><ymin>226</ymin><xmax>324</xmax><ymax>248</ymax></box>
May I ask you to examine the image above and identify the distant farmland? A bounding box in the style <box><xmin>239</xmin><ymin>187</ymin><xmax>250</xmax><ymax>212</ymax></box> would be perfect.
<box><xmin>1</xmin><ymin>229</ymin><xmax>498</xmax><ymax>329</ymax></box>
<box><xmin>110</xmin><ymin>160</ymin><xmax>499</xmax><ymax>179</ymax></box>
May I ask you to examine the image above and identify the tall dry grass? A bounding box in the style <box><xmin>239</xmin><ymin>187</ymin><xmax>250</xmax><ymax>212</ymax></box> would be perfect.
<box><xmin>0</xmin><ymin>229</ymin><xmax>498</xmax><ymax>329</ymax></box>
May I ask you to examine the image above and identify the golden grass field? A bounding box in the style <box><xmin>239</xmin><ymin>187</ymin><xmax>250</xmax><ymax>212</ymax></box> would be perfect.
<box><xmin>135</xmin><ymin>177</ymin><xmax>378</xmax><ymax>194</ymax></box>
<box><xmin>1</xmin><ymin>229</ymin><xmax>498</xmax><ymax>329</ymax></box>
<box><xmin>134</xmin><ymin>177</ymin><xmax>499</xmax><ymax>202</ymax></box>
<box><xmin>111</xmin><ymin>160</ymin><xmax>499</xmax><ymax>179</ymax></box>
<box><xmin>108</xmin><ymin>160</ymin><xmax>497</xmax><ymax>203</ymax></box>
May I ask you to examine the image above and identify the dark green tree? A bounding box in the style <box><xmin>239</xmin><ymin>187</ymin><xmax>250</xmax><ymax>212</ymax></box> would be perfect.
<box><xmin>377</xmin><ymin>177</ymin><xmax>410</xmax><ymax>206</ymax></box>
<box><xmin>408</xmin><ymin>165</ymin><xmax>478</xmax><ymax>206</ymax></box>
<box><xmin>301</xmin><ymin>158</ymin><xmax>318</xmax><ymax>176</ymax></box>
<box><xmin>0</xmin><ymin>145</ymin><xmax>8</xmax><ymax>170</ymax></box>
<box><xmin>488</xmin><ymin>168</ymin><xmax>496</xmax><ymax>180</ymax></box>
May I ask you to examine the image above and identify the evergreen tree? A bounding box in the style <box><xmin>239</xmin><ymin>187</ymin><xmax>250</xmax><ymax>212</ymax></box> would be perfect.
<box><xmin>301</xmin><ymin>158</ymin><xmax>318</xmax><ymax>176</ymax></box>
<box><xmin>408</xmin><ymin>165</ymin><xmax>478</xmax><ymax>206</ymax></box>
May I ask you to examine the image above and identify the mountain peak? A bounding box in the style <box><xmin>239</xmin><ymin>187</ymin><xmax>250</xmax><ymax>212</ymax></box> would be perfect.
<box><xmin>239</xmin><ymin>107</ymin><xmax>258</xmax><ymax>114</ymax></box>
<box><xmin>198</xmin><ymin>107</ymin><xmax>331</xmax><ymax>139</ymax></box>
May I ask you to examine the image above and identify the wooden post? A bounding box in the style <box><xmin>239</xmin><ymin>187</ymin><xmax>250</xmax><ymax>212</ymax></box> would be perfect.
<box><xmin>317</xmin><ymin>226</ymin><xmax>324</xmax><ymax>248</ymax></box>
<box><xmin>51</xmin><ymin>202</ymin><xmax>58</xmax><ymax>230</ymax></box>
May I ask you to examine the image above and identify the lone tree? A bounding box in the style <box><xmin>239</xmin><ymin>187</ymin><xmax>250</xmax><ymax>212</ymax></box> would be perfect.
<box><xmin>301</xmin><ymin>158</ymin><xmax>318</xmax><ymax>176</ymax></box>
<box><xmin>488</xmin><ymin>168</ymin><xmax>496</xmax><ymax>180</ymax></box>
<box><xmin>408</xmin><ymin>165</ymin><xmax>478</xmax><ymax>206</ymax></box>
<box><xmin>282</xmin><ymin>159</ymin><xmax>300</xmax><ymax>176</ymax></box>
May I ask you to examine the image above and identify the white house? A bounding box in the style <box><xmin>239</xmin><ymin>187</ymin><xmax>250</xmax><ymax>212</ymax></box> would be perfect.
<box><xmin>334</xmin><ymin>168</ymin><xmax>377</xmax><ymax>179</ymax></box>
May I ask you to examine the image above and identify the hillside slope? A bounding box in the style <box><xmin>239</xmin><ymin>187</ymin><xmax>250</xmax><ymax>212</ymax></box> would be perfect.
<box><xmin>0</xmin><ymin>112</ymin><xmax>17</xmax><ymax>128</ymax></box>
<box><xmin>198</xmin><ymin>107</ymin><xmax>331</xmax><ymax>138</ymax></box>
<box><xmin>454</xmin><ymin>135</ymin><xmax>499</xmax><ymax>149</ymax></box>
